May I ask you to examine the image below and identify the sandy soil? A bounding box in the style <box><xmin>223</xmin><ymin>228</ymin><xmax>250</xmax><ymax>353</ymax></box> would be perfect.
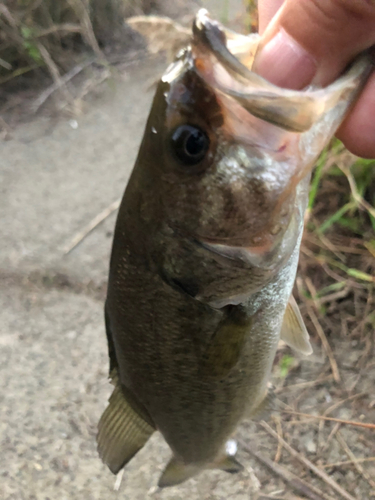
<box><xmin>1</xmin><ymin>3</ymin><xmax>374</xmax><ymax>500</ymax></box>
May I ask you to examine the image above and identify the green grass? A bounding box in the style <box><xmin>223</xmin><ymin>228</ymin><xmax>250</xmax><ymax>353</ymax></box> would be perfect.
<box><xmin>304</xmin><ymin>140</ymin><xmax>375</xmax><ymax>300</ymax></box>
<box><xmin>309</xmin><ymin>141</ymin><xmax>375</xmax><ymax>236</ymax></box>
<box><xmin>279</xmin><ymin>354</ymin><xmax>295</xmax><ymax>378</ymax></box>
<box><xmin>308</xmin><ymin>146</ymin><xmax>327</xmax><ymax>211</ymax></box>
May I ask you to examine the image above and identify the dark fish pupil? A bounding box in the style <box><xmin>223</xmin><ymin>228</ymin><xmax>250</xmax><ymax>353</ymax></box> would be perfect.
<box><xmin>185</xmin><ymin>130</ymin><xmax>204</xmax><ymax>155</ymax></box>
<box><xmin>171</xmin><ymin>124</ymin><xmax>209</xmax><ymax>166</ymax></box>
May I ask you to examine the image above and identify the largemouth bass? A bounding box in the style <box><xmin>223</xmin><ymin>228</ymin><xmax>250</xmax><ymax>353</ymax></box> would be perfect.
<box><xmin>97</xmin><ymin>9</ymin><xmax>371</xmax><ymax>488</ymax></box>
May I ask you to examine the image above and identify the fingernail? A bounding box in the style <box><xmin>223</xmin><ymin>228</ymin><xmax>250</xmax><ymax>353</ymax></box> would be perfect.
<box><xmin>254</xmin><ymin>29</ymin><xmax>317</xmax><ymax>90</ymax></box>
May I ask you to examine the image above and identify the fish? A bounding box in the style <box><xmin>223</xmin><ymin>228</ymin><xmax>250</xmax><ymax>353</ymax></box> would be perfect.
<box><xmin>97</xmin><ymin>9</ymin><xmax>372</xmax><ymax>488</ymax></box>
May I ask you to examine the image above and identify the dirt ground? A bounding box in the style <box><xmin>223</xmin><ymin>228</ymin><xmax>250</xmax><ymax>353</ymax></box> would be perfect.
<box><xmin>1</xmin><ymin>2</ymin><xmax>374</xmax><ymax>500</ymax></box>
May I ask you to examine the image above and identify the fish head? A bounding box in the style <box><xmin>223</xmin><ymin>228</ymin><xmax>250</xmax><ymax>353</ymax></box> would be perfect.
<box><xmin>134</xmin><ymin>9</ymin><xmax>371</xmax><ymax>267</ymax></box>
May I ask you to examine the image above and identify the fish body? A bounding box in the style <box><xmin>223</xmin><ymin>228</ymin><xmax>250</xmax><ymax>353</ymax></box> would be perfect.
<box><xmin>98</xmin><ymin>10</ymin><xmax>371</xmax><ymax>487</ymax></box>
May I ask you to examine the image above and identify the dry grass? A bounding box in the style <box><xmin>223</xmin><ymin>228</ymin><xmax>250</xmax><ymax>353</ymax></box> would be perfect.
<box><xmin>0</xmin><ymin>0</ymin><xmax>155</xmax><ymax>84</ymax></box>
<box><xmin>266</xmin><ymin>141</ymin><xmax>375</xmax><ymax>500</ymax></box>
<box><xmin>299</xmin><ymin>140</ymin><xmax>375</xmax><ymax>324</ymax></box>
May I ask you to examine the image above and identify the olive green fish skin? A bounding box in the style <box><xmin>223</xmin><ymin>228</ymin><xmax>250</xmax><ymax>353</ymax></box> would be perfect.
<box><xmin>105</xmin><ymin>56</ymin><xmax>308</xmax><ymax>466</ymax></box>
<box><xmin>106</xmin><ymin>196</ymin><xmax>304</xmax><ymax>465</ymax></box>
<box><xmin>102</xmin><ymin>9</ymin><xmax>371</xmax><ymax>479</ymax></box>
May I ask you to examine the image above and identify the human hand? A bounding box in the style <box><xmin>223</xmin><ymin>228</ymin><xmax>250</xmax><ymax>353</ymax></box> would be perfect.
<box><xmin>254</xmin><ymin>0</ymin><xmax>375</xmax><ymax>158</ymax></box>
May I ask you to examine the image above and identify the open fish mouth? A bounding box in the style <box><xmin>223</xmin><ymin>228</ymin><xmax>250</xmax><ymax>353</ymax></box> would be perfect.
<box><xmin>191</xmin><ymin>9</ymin><xmax>372</xmax><ymax>133</ymax></box>
<box><xmin>160</xmin><ymin>9</ymin><xmax>372</xmax><ymax>266</ymax></box>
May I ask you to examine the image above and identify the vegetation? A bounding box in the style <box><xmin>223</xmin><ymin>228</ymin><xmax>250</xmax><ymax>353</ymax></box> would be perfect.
<box><xmin>0</xmin><ymin>0</ymin><xmax>155</xmax><ymax>83</ymax></box>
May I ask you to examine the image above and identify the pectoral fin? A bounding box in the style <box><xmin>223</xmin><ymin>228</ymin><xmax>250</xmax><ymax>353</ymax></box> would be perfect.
<box><xmin>202</xmin><ymin>306</ymin><xmax>252</xmax><ymax>379</ymax></box>
<box><xmin>280</xmin><ymin>296</ymin><xmax>312</xmax><ymax>356</ymax></box>
<box><xmin>97</xmin><ymin>370</ymin><xmax>154</xmax><ymax>474</ymax></box>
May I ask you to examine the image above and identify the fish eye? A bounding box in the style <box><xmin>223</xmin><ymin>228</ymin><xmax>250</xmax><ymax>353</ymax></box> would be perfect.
<box><xmin>170</xmin><ymin>125</ymin><xmax>209</xmax><ymax>166</ymax></box>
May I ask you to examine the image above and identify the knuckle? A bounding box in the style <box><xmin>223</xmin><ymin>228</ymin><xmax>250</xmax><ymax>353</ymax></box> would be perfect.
<box><xmin>309</xmin><ymin>0</ymin><xmax>375</xmax><ymax>22</ymax></box>
<box><xmin>332</xmin><ymin>0</ymin><xmax>375</xmax><ymax>17</ymax></box>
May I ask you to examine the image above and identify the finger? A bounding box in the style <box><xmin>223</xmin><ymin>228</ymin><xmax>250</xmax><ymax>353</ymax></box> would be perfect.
<box><xmin>337</xmin><ymin>71</ymin><xmax>375</xmax><ymax>159</ymax></box>
<box><xmin>258</xmin><ymin>0</ymin><xmax>285</xmax><ymax>34</ymax></box>
<box><xmin>254</xmin><ymin>0</ymin><xmax>375</xmax><ymax>89</ymax></box>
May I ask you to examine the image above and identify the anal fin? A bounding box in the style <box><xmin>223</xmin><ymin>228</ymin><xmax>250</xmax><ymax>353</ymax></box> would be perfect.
<box><xmin>158</xmin><ymin>457</ymin><xmax>200</xmax><ymax>488</ymax></box>
<box><xmin>158</xmin><ymin>453</ymin><xmax>244</xmax><ymax>488</ymax></box>
<box><xmin>280</xmin><ymin>295</ymin><xmax>313</xmax><ymax>356</ymax></box>
<box><xmin>97</xmin><ymin>370</ymin><xmax>154</xmax><ymax>474</ymax></box>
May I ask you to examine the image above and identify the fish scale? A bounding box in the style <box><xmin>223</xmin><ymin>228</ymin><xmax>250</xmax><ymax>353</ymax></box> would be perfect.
<box><xmin>97</xmin><ymin>9</ymin><xmax>372</xmax><ymax>488</ymax></box>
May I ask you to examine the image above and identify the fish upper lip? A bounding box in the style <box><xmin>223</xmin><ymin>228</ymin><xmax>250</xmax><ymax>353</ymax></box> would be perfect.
<box><xmin>192</xmin><ymin>9</ymin><xmax>318</xmax><ymax>132</ymax></box>
<box><xmin>193</xmin><ymin>9</ymin><xmax>257</xmax><ymax>82</ymax></box>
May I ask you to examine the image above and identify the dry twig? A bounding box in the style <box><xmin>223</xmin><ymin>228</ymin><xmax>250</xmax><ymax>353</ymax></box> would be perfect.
<box><xmin>258</xmin><ymin>497</ymin><xmax>303</xmax><ymax>500</ymax></box>
<box><xmin>336</xmin><ymin>431</ymin><xmax>375</xmax><ymax>490</ymax></box>
<box><xmin>317</xmin><ymin>393</ymin><xmax>366</xmax><ymax>451</ymax></box>
<box><xmin>260</xmin><ymin>421</ymin><xmax>358</xmax><ymax>500</ymax></box>
<box><xmin>63</xmin><ymin>198</ymin><xmax>121</xmax><ymax>255</ymax></box>
<box><xmin>317</xmin><ymin>288</ymin><xmax>351</xmax><ymax>305</ymax></box>
<box><xmin>322</xmin><ymin>457</ymin><xmax>375</xmax><ymax>468</ymax></box>
<box><xmin>282</xmin><ymin>410</ymin><xmax>375</xmax><ymax>430</ymax></box>
<box><xmin>67</xmin><ymin>0</ymin><xmax>104</xmax><ymax>59</ymax></box>
<box><xmin>113</xmin><ymin>468</ymin><xmax>124</xmax><ymax>491</ymax></box>
<box><xmin>36</xmin><ymin>41</ymin><xmax>72</xmax><ymax>104</ymax></box>
<box><xmin>242</xmin><ymin>442</ymin><xmax>335</xmax><ymax>500</ymax></box>
<box><xmin>273</xmin><ymin>416</ymin><xmax>283</xmax><ymax>463</ymax></box>
<box><xmin>32</xmin><ymin>58</ymin><xmax>94</xmax><ymax>112</ymax></box>
<box><xmin>305</xmin><ymin>303</ymin><xmax>341</xmax><ymax>382</ymax></box>
<box><xmin>321</xmin><ymin>422</ymin><xmax>342</xmax><ymax>453</ymax></box>
<box><xmin>275</xmin><ymin>374</ymin><xmax>334</xmax><ymax>394</ymax></box>
<box><xmin>339</xmin><ymin>164</ymin><xmax>375</xmax><ymax>220</ymax></box>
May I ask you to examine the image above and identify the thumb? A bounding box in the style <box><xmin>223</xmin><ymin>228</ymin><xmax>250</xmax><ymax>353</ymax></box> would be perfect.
<box><xmin>254</xmin><ymin>0</ymin><xmax>375</xmax><ymax>89</ymax></box>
